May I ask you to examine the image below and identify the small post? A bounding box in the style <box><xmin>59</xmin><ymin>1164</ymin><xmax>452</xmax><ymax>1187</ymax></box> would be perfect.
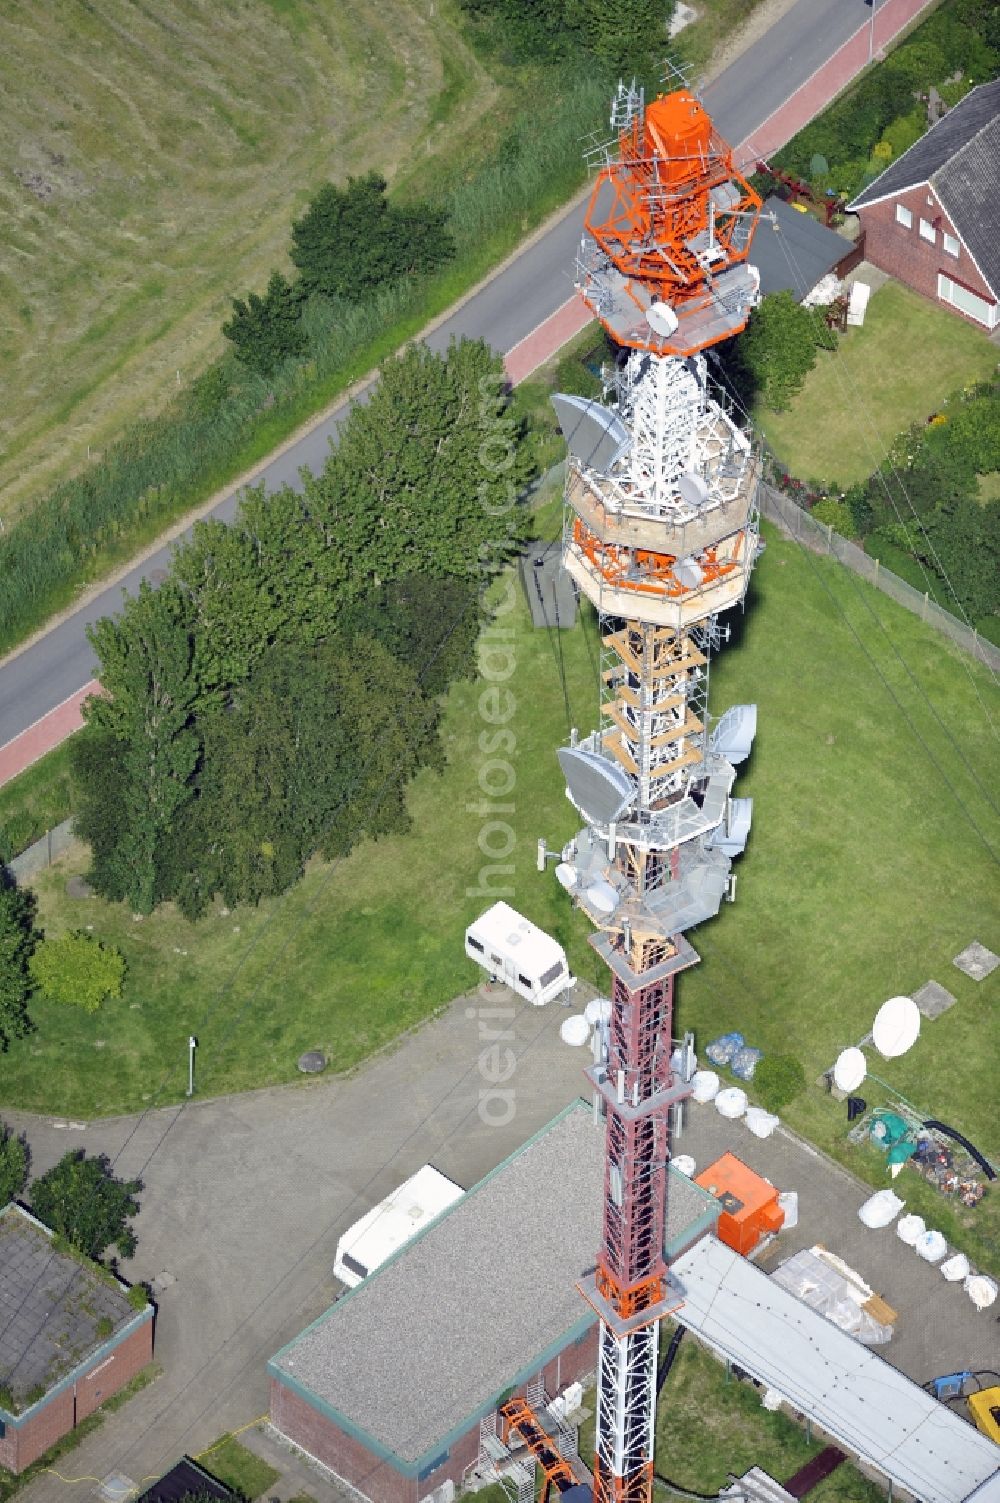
<box><xmin>874</xmin><ymin>556</ymin><xmax>880</xmax><ymax>588</ymax></box>
<box><xmin>922</xmin><ymin>591</ymin><xmax>929</xmax><ymax>620</ymax></box>
<box><xmin>806</xmin><ymin>1415</ymin><xmax>812</xmax><ymax>1443</ymax></box>
<box><xmin>972</xmin><ymin>626</ymin><xmax>979</xmax><ymax>660</ymax></box>
<box><xmin>827</xmin><ymin>521</ymin><xmax>834</xmax><ymax>549</ymax></box>
<box><xmin>187</xmin><ymin>1035</ymin><xmax>198</xmax><ymax>1096</ymax></box>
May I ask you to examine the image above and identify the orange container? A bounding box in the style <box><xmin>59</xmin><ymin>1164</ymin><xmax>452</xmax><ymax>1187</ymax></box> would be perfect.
<box><xmin>695</xmin><ymin>1152</ymin><xmax>785</xmax><ymax>1257</ymax></box>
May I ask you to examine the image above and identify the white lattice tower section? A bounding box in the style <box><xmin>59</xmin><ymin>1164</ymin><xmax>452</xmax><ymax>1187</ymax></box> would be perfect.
<box><xmin>619</xmin><ymin>353</ymin><xmax>703</xmax><ymax>510</ymax></box>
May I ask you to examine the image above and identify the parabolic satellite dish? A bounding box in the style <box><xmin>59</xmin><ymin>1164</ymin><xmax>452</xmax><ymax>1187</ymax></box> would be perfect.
<box><xmin>585</xmin><ymin>997</ymin><xmax>611</xmax><ymax>1026</ymax></box>
<box><xmin>833</xmin><ymin>1046</ymin><xmax>867</xmax><ymax>1093</ymax></box>
<box><xmin>559</xmin><ymin>1014</ymin><xmax>591</xmax><ymax>1047</ymax></box>
<box><xmin>646</xmin><ymin>301</ymin><xmax>679</xmax><ymax>338</ymax></box>
<box><xmin>872</xmin><ymin>995</ymin><xmax>921</xmax><ymax>1059</ymax></box>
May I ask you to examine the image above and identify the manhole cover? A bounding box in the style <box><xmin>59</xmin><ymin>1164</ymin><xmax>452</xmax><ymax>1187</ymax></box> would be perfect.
<box><xmin>99</xmin><ymin>1475</ymin><xmax>136</xmax><ymax>1503</ymax></box>
<box><xmin>913</xmin><ymin>980</ymin><xmax>957</xmax><ymax>1019</ymax></box>
<box><xmin>298</xmin><ymin>1050</ymin><xmax>327</xmax><ymax>1074</ymax></box>
<box><xmin>953</xmin><ymin>941</ymin><xmax>999</xmax><ymax>982</ymax></box>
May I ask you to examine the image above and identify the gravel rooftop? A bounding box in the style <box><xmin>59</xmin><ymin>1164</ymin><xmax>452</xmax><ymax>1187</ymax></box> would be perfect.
<box><xmin>270</xmin><ymin>1099</ymin><xmax>718</xmax><ymax>1463</ymax></box>
<box><xmin>0</xmin><ymin>1205</ymin><xmax>135</xmax><ymax>1410</ymax></box>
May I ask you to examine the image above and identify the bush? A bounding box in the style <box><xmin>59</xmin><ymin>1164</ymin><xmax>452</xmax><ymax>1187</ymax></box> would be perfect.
<box><xmin>754</xmin><ymin>1053</ymin><xmax>807</xmax><ymax>1113</ymax></box>
<box><xmin>553</xmin><ymin>347</ymin><xmax>603</xmax><ymax>399</ymax></box>
<box><xmin>29</xmin><ymin>932</ymin><xmax>126</xmax><ymax>1014</ymax></box>
<box><xmin>810</xmin><ymin>497</ymin><xmax>856</xmax><ymax>538</ymax></box>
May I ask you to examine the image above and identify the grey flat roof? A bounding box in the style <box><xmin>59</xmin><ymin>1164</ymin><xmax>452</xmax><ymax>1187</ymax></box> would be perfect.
<box><xmin>0</xmin><ymin>1204</ymin><xmax>137</xmax><ymax>1411</ymax></box>
<box><xmin>750</xmin><ymin>197</ymin><xmax>854</xmax><ymax>300</ymax></box>
<box><xmin>671</xmin><ymin>1236</ymin><xmax>1000</xmax><ymax>1503</ymax></box>
<box><xmin>270</xmin><ymin>1099</ymin><xmax>718</xmax><ymax>1466</ymax></box>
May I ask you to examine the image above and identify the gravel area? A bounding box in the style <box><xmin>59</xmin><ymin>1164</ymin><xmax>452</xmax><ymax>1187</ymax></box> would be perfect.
<box><xmin>270</xmin><ymin>1099</ymin><xmax>717</xmax><ymax>1463</ymax></box>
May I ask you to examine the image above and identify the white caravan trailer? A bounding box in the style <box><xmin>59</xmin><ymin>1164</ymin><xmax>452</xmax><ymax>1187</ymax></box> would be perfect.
<box><xmin>333</xmin><ymin>1164</ymin><xmax>463</xmax><ymax>1289</ymax></box>
<box><xmin>465</xmin><ymin>901</ymin><xmax>572</xmax><ymax>1006</ymax></box>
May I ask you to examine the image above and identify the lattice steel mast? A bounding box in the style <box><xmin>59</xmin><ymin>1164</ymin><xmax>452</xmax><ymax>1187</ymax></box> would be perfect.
<box><xmin>548</xmin><ymin>85</ymin><xmax>763</xmax><ymax>1503</ymax></box>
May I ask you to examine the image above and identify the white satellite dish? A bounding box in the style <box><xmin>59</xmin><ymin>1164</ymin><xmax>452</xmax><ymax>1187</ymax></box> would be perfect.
<box><xmin>585</xmin><ymin>997</ymin><xmax>611</xmax><ymax>1026</ymax></box>
<box><xmin>560</xmin><ymin>1014</ymin><xmax>591</xmax><ymax>1047</ymax></box>
<box><xmin>833</xmin><ymin>1046</ymin><xmax>867</xmax><ymax>1093</ymax></box>
<box><xmin>584</xmin><ymin>879</ymin><xmax>618</xmax><ymax>915</ymax></box>
<box><xmin>555</xmin><ymin>862</ymin><xmax>578</xmax><ymax>892</ymax></box>
<box><xmin>646</xmin><ymin>301</ymin><xmax>679</xmax><ymax>338</ymax></box>
<box><xmin>872</xmin><ymin>995</ymin><xmax>921</xmax><ymax>1059</ymax></box>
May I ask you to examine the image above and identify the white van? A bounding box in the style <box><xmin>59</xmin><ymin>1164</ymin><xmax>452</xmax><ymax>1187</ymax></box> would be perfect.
<box><xmin>333</xmin><ymin>1165</ymin><xmax>463</xmax><ymax>1289</ymax></box>
<box><xmin>465</xmin><ymin>901</ymin><xmax>572</xmax><ymax>1006</ymax></box>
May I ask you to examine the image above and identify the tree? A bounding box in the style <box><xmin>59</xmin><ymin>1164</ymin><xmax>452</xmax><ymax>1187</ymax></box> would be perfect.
<box><xmin>728</xmin><ymin>291</ymin><xmax>836</xmax><ymax>412</ymax></box>
<box><xmin>222</xmin><ymin>270</ymin><xmax>306</xmax><ymax>377</ymax></box>
<box><xmin>0</xmin><ymin>878</ymin><xmax>38</xmax><ymax>1051</ymax></box>
<box><xmin>31</xmin><ymin>1151</ymin><xmax>141</xmax><ymax>1262</ymax></box>
<box><xmin>300</xmin><ymin>338</ymin><xmax>531</xmax><ymax>600</ymax></box>
<box><xmin>290</xmin><ymin>173</ymin><xmax>454</xmax><ymax>303</ymax></box>
<box><xmin>29</xmin><ymin>933</ymin><xmax>126</xmax><ymax>1015</ymax></box>
<box><xmin>0</xmin><ymin>1122</ymin><xmax>29</xmax><ymax>1205</ymax></box>
<box><xmin>84</xmin><ymin>580</ymin><xmax>201</xmax><ymax>912</ymax></box>
<box><xmin>569</xmin><ymin>0</ymin><xmax>672</xmax><ymax>77</ymax></box>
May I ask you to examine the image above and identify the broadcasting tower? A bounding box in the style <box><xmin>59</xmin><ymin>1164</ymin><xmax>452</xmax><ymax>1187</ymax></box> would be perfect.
<box><xmin>549</xmin><ymin>84</ymin><xmax>763</xmax><ymax>1503</ymax></box>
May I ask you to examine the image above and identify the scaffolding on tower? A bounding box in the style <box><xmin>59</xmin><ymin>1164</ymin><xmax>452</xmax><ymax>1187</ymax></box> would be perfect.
<box><xmin>543</xmin><ymin>83</ymin><xmax>764</xmax><ymax>1503</ymax></box>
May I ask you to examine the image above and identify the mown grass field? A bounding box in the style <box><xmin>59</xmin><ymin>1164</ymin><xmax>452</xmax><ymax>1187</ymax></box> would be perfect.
<box><xmin>14</xmin><ymin>507</ymin><xmax>1000</xmax><ymax>1270</ymax></box>
<box><xmin>756</xmin><ymin>281</ymin><xmax>998</xmax><ymax>486</ymax></box>
<box><xmin>0</xmin><ymin>0</ymin><xmax>500</xmax><ymax>523</ymax></box>
<box><xmin>574</xmin><ymin>1332</ymin><xmax>884</xmax><ymax>1501</ymax></box>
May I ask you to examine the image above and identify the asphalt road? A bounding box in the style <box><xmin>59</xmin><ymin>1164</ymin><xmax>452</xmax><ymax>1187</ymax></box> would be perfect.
<box><xmin>0</xmin><ymin>0</ymin><xmax>879</xmax><ymax>748</ymax></box>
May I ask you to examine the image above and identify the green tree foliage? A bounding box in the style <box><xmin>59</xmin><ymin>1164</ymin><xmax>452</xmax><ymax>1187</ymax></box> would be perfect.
<box><xmin>0</xmin><ymin>1121</ymin><xmax>29</xmax><ymax>1205</ymax></box>
<box><xmin>28</xmin><ymin>933</ymin><xmax>126</xmax><ymax>1015</ymax></box>
<box><xmin>31</xmin><ymin>1151</ymin><xmax>141</xmax><ymax>1261</ymax></box>
<box><xmin>0</xmin><ymin>879</ymin><xmax>38</xmax><ymax>1051</ymax></box>
<box><xmin>222</xmin><ymin>271</ymin><xmax>306</xmax><ymax>377</ymax></box>
<box><xmin>916</xmin><ymin>497</ymin><xmax>1000</xmax><ymax>621</ymax></box>
<box><xmin>84</xmin><ymin>581</ymin><xmax>201</xmax><ymax>913</ymax></box>
<box><xmin>75</xmin><ymin>337</ymin><xmax>524</xmax><ymax>915</ymax></box>
<box><xmin>461</xmin><ymin>0</ymin><xmax>672</xmax><ymax>75</ymax></box>
<box><xmin>290</xmin><ymin>173</ymin><xmax>454</xmax><ymax>303</ymax></box>
<box><xmin>727</xmin><ymin>292</ymin><xmax>836</xmax><ymax>412</ymax></box>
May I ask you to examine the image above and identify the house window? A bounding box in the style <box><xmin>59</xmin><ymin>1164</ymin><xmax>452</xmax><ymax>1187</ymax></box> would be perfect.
<box><xmin>938</xmin><ymin>274</ymin><xmax>997</xmax><ymax>329</ymax></box>
<box><xmin>942</xmin><ymin>232</ymin><xmax>960</xmax><ymax>258</ymax></box>
<box><xmin>919</xmin><ymin>218</ymin><xmax>936</xmax><ymax>243</ymax></box>
<box><xmin>895</xmin><ymin>204</ymin><xmax>912</xmax><ymax>228</ymax></box>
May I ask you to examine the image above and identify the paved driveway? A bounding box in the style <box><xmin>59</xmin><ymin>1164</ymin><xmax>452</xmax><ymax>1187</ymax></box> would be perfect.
<box><xmin>6</xmin><ymin>983</ymin><xmax>594</xmax><ymax>1503</ymax></box>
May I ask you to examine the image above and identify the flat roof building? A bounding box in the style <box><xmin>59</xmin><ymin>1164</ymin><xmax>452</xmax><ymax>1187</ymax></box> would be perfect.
<box><xmin>268</xmin><ymin>1100</ymin><xmax>719</xmax><ymax>1503</ymax></box>
<box><xmin>0</xmin><ymin>1203</ymin><xmax>153</xmax><ymax>1474</ymax></box>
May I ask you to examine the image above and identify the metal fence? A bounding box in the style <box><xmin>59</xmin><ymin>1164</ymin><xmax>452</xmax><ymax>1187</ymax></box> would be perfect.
<box><xmin>759</xmin><ymin>484</ymin><xmax>1000</xmax><ymax>673</ymax></box>
<box><xmin>7</xmin><ymin>818</ymin><xmax>75</xmax><ymax>883</ymax></box>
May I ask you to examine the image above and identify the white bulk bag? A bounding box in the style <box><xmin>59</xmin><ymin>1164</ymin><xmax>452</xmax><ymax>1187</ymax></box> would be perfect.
<box><xmin>745</xmin><ymin>1107</ymin><xmax>779</xmax><ymax>1139</ymax></box>
<box><xmin>915</xmin><ymin>1229</ymin><xmax>948</xmax><ymax>1263</ymax></box>
<box><xmin>940</xmin><ymin>1253</ymin><xmax>969</xmax><ymax>1283</ymax></box>
<box><xmin>858</xmin><ymin>1189</ymin><xmax>904</xmax><ymax>1229</ymax></box>
<box><xmin>896</xmin><ymin>1213</ymin><xmax>925</xmax><ymax>1245</ymax></box>
<box><xmin>965</xmin><ymin>1275</ymin><xmax>998</xmax><ymax>1311</ymax></box>
<box><xmin>691</xmin><ymin>1070</ymin><xmax>720</xmax><ymax>1104</ymax></box>
<box><xmin>672</xmin><ymin>1154</ymin><xmax>696</xmax><ymax>1177</ymax></box>
<box><xmin>777</xmin><ymin>1191</ymin><xmax>799</xmax><ymax>1229</ymax></box>
<box><xmin>715</xmin><ymin>1086</ymin><xmax>748</xmax><ymax>1120</ymax></box>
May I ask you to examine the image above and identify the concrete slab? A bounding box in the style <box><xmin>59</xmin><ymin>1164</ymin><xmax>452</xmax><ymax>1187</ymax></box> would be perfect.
<box><xmin>676</xmin><ymin>1102</ymin><xmax>999</xmax><ymax>1385</ymax></box>
<box><xmin>913</xmin><ymin>979</ymin><xmax>958</xmax><ymax>1019</ymax></box>
<box><xmin>953</xmin><ymin>941</ymin><xmax>999</xmax><ymax>981</ymax></box>
<box><xmin>98</xmin><ymin>1474</ymin><xmax>136</xmax><ymax>1503</ymax></box>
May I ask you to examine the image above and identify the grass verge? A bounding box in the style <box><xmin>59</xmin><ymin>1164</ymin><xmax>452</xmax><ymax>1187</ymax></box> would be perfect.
<box><xmin>755</xmin><ymin>281</ymin><xmax>998</xmax><ymax>487</ymax></box>
<box><xmin>0</xmin><ymin>740</ymin><xmax>76</xmax><ymax>864</ymax></box>
<box><xmin>197</xmin><ymin>1435</ymin><xmax>279</xmax><ymax>1501</ymax></box>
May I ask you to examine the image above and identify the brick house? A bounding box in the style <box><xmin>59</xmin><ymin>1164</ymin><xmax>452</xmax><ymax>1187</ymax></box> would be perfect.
<box><xmin>268</xmin><ymin>1101</ymin><xmax>719</xmax><ymax>1503</ymax></box>
<box><xmin>0</xmin><ymin>1204</ymin><xmax>154</xmax><ymax>1474</ymax></box>
<box><xmin>847</xmin><ymin>79</ymin><xmax>1000</xmax><ymax>330</ymax></box>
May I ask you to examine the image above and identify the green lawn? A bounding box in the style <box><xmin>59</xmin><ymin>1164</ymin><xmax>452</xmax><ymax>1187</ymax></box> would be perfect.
<box><xmin>12</xmin><ymin>513</ymin><xmax>1000</xmax><ymax>1263</ymax></box>
<box><xmin>197</xmin><ymin>1434</ymin><xmax>278</xmax><ymax>1501</ymax></box>
<box><xmin>0</xmin><ymin>737</ymin><xmax>76</xmax><ymax>862</ymax></box>
<box><xmin>757</xmin><ymin>281</ymin><xmax>998</xmax><ymax>486</ymax></box>
<box><xmin>575</xmin><ymin>1333</ymin><xmax>882</xmax><ymax>1501</ymax></box>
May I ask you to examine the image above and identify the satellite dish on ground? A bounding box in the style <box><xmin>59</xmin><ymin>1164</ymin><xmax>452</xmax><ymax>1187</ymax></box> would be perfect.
<box><xmin>560</xmin><ymin>1014</ymin><xmax>591</xmax><ymax>1047</ymax></box>
<box><xmin>872</xmin><ymin>996</ymin><xmax>921</xmax><ymax>1059</ymax></box>
<box><xmin>647</xmin><ymin>301</ymin><xmax>679</xmax><ymax>338</ymax></box>
<box><xmin>555</xmin><ymin>862</ymin><xmax>578</xmax><ymax>892</ymax></box>
<box><xmin>833</xmin><ymin>1047</ymin><xmax>867</xmax><ymax>1093</ymax></box>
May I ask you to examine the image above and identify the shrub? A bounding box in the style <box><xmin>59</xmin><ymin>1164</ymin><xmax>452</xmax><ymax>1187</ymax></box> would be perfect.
<box><xmin>811</xmin><ymin>497</ymin><xmax>856</xmax><ymax>538</ymax></box>
<box><xmin>29</xmin><ymin>932</ymin><xmax>126</xmax><ymax>1014</ymax></box>
<box><xmin>754</xmin><ymin>1053</ymin><xmax>807</xmax><ymax>1113</ymax></box>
